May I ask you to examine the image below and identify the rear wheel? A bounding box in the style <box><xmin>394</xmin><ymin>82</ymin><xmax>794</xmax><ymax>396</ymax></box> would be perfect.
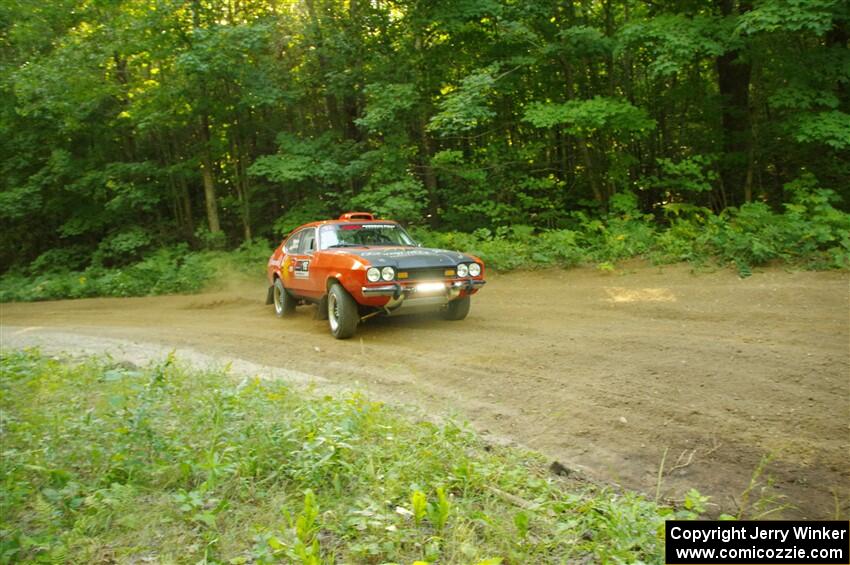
<box><xmin>442</xmin><ymin>295</ymin><xmax>471</xmax><ymax>321</ymax></box>
<box><xmin>273</xmin><ymin>278</ymin><xmax>295</xmax><ymax>317</ymax></box>
<box><xmin>328</xmin><ymin>283</ymin><xmax>358</xmax><ymax>339</ymax></box>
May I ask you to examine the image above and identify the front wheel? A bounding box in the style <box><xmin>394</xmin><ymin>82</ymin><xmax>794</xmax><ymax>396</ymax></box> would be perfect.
<box><xmin>328</xmin><ymin>284</ymin><xmax>359</xmax><ymax>339</ymax></box>
<box><xmin>273</xmin><ymin>278</ymin><xmax>296</xmax><ymax>317</ymax></box>
<box><xmin>442</xmin><ymin>295</ymin><xmax>471</xmax><ymax>321</ymax></box>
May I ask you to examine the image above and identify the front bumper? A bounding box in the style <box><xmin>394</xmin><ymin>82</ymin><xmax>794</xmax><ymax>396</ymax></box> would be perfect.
<box><xmin>362</xmin><ymin>279</ymin><xmax>486</xmax><ymax>298</ymax></box>
<box><xmin>361</xmin><ymin>279</ymin><xmax>485</xmax><ymax>314</ymax></box>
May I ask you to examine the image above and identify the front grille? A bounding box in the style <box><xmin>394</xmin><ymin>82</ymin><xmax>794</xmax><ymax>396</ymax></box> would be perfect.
<box><xmin>399</xmin><ymin>267</ymin><xmax>450</xmax><ymax>281</ymax></box>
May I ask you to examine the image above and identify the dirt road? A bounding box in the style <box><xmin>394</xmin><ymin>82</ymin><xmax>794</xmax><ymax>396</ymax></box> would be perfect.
<box><xmin>2</xmin><ymin>264</ymin><xmax>848</xmax><ymax>519</ymax></box>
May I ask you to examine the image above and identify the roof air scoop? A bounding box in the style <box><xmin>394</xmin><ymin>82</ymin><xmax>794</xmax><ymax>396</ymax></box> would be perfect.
<box><xmin>339</xmin><ymin>212</ymin><xmax>374</xmax><ymax>221</ymax></box>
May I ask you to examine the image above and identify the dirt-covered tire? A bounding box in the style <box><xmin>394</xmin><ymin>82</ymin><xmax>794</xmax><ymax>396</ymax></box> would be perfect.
<box><xmin>328</xmin><ymin>283</ymin><xmax>358</xmax><ymax>339</ymax></box>
<box><xmin>273</xmin><ymin>278</ymin><xmax>296</xmax><ymax>317</ymax></box>
<box><xmin>442</xmin><ymin>295</ymin><xmax>471</xmax><ymax>321</ymax></box>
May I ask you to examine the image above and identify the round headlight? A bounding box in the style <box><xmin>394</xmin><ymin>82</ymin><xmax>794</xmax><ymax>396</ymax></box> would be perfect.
<box><xmin>366</xmin><ymin>267</ymin><xmax>381</xmax><ymax>282</ymax></box>
<box><xmin>468</xmin><ymin>262</ymin><xmax>481</xmax><ymax>277</ymax></box>
<box><xmin>381</xmin><ymin>266</ymin><xmax>395</xmax><ymax>281</ymax></box>
<box><xmin>456</xmin><ymin>263</ymin><xmax>469</xmax><ymax>277</ymax></box>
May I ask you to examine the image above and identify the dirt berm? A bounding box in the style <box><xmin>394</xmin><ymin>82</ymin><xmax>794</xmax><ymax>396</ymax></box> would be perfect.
<box><xmin>2</xmin><ymin>264</ymin><xmax>848</xmax><ymax>519</ymax></box>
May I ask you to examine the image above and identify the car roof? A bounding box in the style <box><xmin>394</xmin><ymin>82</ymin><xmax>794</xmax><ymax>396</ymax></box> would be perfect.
<box><xmin>287</xmin><ymin>215</ymin><xmax>398</xmax><ymax>233</ymax></box>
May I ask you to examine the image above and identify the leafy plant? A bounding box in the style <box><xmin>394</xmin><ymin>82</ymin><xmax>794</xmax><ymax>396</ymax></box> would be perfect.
<box><xmin>411</xmin><ymin>490</ymin><xmax>427</xmax><ymax>526</ymax></box>
<box><xmin>427</xmin><ymin>487</ymin><xmax>451</xmax><ymax>531</ymax></box>
<box><xmin>0</xmin><ymin>349</ymin><xmax>678</xmax><ymax>563</ymax></box>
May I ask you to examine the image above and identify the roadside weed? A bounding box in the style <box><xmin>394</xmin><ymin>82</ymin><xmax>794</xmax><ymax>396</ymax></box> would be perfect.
<box><xmin>0</xmin><ymin>349</ymin><xmax>681</xmax><ymax>563</ymax></box>
<box><xmin>411</xmin><ymin>490</ymin><xmax>427</xmax><ymax>526</ymax></box>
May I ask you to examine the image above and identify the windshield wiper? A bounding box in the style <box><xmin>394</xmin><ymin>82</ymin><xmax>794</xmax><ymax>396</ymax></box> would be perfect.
<box><xmin>328</xmin><ymin>243</ymin><xmax>367</xmax><ymax>248</ymax></box>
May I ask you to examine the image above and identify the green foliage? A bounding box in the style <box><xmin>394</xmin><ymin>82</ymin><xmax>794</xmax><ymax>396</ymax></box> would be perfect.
<box><xmin>355</xmin><ymin>84</ymin><xmax>418</xmax><ymax>132</ymax></box>
<box><xmin>559</xmin><ymin>25</ymin><xmax>614</xmax><ymax>58</ymax></box>
<box><xmin>3</xmin><ymin>174</ymin><xmax>846</xmax><ymax>303</ymax></box>
<box><xmin>2</xmin><ymin>0</ymin><xmax>848</xmax><ymax>278</ymax></box>
<box><xmin>651</xmin><ymin>155</ymin><xmax>719</xmax><ymax>194</ymax></box>
<box><xmin>411</xmin><ymin>490</ymin><xmax>427</xmax><ymax>526</ymax></box>
<box><xmin>793</xmin><ymin>111</ymin><xmax>850</xmax><ymax>149</ymax></box>
<box><xmin>248</xmin><ymin>134</ymin><xmax>355</xmax><ymax>186</ymax></box>
<box><xmin>27</xmin><ymin>246</ymin><xmax>91</xmax><ymax>275</ymax></box>
<box><xmin>524</xmin><ymin>96</ymin><xmax>655</xmax><ymax>137</ymax></box>
<box><xmin>0</xmin><ymin>349</ymin><xmax>678</xmax><ymax>563</ymax></box>
<box><xmin>617</xmin><ymin>15</ymin><xmax>725</xmax><ymax>78</ymax></box>
<box><xmin>273</xmin><ymin>200</ymin><xmax>332</xmax><ymax>237</ymax></box>
<box><xmin>0</xmin><ymin>185</ymin><xmax>41</xmax><ymax>221</ymax></box>
<box><xmin>684</xmin><ymin>177</ymin><xmax>850</xmax><ymax>273</ymax></box>
<box><xmin>0</xmin><ymin>243</ymin><xmax>272</xmax><ymax>302</ymax></box>
<box><xmin>92</xmin><ymin>227</ymin><xmax>153</xmax><ymax>266</ymax></box>
<box><xmin>416</xmin><ymin>177</ymin><xmax>850</xmax><ymax>273</ymax></box>
<box><xmin>350</xmin><ymin>178</ymin><xmax>429</xmax><ymax>223</ymax></box>
<box><xmin>195</xmin><ymin>225</ymin><xmax>228</xmax><ymax>250</ymax></box>
<box><xmin>736</xmin><ymin>0</ymin><xmax>840</xmax><ymax>35</ymax></box>
<box><xmin>428</xmin><ymin>66</ymin><xmax>499</xmax><ymax>136</ymax></box>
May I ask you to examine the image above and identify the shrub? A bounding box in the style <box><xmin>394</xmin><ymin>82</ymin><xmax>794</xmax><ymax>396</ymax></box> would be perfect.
<box><xmin>2</xmin><ymin>175</ymin><xmax>847</xmax><ymax>302</ymax></box>
<box><xmin>92</xmin><ymin>227</ymin><xmax>153</xmax><ymax>266</ymax></box>
<box><xmin>0</xmin><ymin>245</ymin><xmax>219</xmax><ymax>302</ymax></box>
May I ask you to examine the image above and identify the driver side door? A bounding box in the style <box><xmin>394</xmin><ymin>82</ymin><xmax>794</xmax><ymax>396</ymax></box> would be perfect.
<box><xmin>287</xmin><ymin>227</ymin><xmax>319</xmax><ymax>298</ymax></box>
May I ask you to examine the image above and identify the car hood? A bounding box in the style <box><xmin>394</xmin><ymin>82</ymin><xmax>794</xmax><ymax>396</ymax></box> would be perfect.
<box><xmin>338</xmin><ymin>247</ymin><xmax>475</xmax><ymax>269</ymax></box>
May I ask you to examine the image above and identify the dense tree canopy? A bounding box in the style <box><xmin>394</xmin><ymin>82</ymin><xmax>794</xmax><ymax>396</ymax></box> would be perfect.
<box><xmin>1</xmin><ymin>0</ymin><xmax>848</xmax><ymax>271</ymax></box>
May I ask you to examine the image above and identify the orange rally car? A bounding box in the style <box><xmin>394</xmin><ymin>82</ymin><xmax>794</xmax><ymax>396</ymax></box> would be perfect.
<box><xmin>266</xmin><ymin>212</ymin><xmax>486</xmax><ymax>339</ymax></box>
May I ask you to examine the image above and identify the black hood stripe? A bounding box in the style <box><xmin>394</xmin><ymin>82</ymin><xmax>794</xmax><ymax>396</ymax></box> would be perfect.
<box><xmin>343</xmin><ymin>247</ymin><xmax>476</xmax><ymax>269</ymax></box>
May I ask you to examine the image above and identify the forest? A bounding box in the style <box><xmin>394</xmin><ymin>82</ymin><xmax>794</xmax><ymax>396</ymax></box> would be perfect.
<box><xmin>1</xmin><ymin>0</ymin><xmax>849</xmax><ymax>298</ymax></box>
<box><xmin>2</xmin><ymin>3</ymin><xmax>849</xmax><ymax>561</ymax></box>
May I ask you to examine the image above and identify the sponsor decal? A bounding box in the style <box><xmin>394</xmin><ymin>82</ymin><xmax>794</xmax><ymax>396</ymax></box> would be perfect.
<box><xmin>340</xmin><ymin>223</ymin><xmax>396</xmax><ymax>230</ymax></box>
<box><xmin>294</xmin><ymin>258</ymin><xmax>310</xmax><ymax>279</ymax></box>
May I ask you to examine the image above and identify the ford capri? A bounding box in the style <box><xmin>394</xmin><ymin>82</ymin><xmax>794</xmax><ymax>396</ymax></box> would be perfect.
<box><xmin>266</xmin><ymin>212</ymin><xmax>486</xmax><ymax>339</ymax></box>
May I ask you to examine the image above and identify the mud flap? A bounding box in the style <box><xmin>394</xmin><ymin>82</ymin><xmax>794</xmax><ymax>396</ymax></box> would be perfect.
<box><xmin>314</xmin><ymin>295</ymin><xmax>329</xmax><ymax>320</ymax></box>
<box><xmin>265</xmin><ymin>286</ymin><xmax>274</xmax><ymax>305</ymax></box>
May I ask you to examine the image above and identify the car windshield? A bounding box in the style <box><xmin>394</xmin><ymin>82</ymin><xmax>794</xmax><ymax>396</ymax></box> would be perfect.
<box><xmin>319</xmin><ymin>223</ymin><xmax>417</xmax><ymax>249</ymax></box>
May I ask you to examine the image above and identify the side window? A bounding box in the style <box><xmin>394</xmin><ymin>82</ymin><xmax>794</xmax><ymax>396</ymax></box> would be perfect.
<box><xmin>299</xmin><ymin>229</ymin><xmax>317</xmax><ymax>254</ymax></box>
<box><xmin>284</xmin><ymin>231</ymin><xmax>302</xmax><ymax>254</ymax></box>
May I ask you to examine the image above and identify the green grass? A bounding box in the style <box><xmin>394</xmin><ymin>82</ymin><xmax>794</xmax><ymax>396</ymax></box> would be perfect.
<box><xmin>0</xmin><ymin>349</ymin><xmax>702</xmax><ymax>564</ymax></box>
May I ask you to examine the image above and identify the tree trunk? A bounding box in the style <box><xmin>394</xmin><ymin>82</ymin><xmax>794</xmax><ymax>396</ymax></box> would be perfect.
<box><xmin>418</xmin><ymin>116</ymin><xmax>439</xmax><ymax>227</ymax></box>
<box><xmin>827</xmin><ymin>20</ymin><xmax>848</xmax><ymax>111</ymax></box>
<box><xmin>604</xmin><ymin>0</ymin><xmax>615</xmax><ymax>96</ymax></box>
<box><xmin>231</xmin><ymin>114</ymin><xmax>253</xmax><ymax>241</ymax></box>
<box><xmin>180</xmin><ymin>178</ymin><xmax>195</xmax><ymax>239</ymax></box>
<box><xmin>579</xmin><ymin>137</ymin><xmax>604</xmax><ymax>205</ymax></box>
<box><xmin>199</xmin><ymin>114</ymin><xmax>221</xmax><ymax>233</ymax></box>
<box><xmin>715</xmin><ymin>0</ymin><xmax>753</xmax><ymax>206</ymax></box>
<box><xmin>200</xmin><ymin>158</ymin><xmax>221</xmax><ymax>234</ymax></box>
<box><xmin>305</xmin><ymin>0</ymin><xmax>343</xmax><ymax>133</ymax></box>
<box><xmin>170</xmin><ymin>136</ymin><xmax>196</xmax><ymax>239</ymax></box>
<box><xmin>191</xmin><ymin>0</ymin><xmax>221</xmax><ymax>234</ymax></box>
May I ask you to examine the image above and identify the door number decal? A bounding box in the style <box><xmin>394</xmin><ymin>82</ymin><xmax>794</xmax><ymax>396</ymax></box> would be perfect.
<box><xmin>294</xmin><ymin>259</ymin><xmax>310</xmax><ymax>279</ymax></box>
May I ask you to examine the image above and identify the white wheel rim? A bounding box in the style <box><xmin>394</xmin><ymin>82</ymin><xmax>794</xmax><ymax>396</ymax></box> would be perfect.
<box><xmin>328</xmin><ymin>292</ymin><xmax>339</xmax><ymax>332</ymax></box>
<box><xmin>274</xmin><ymin>284</ymin><xmax>283</xmax><ymax>314</ymax></box>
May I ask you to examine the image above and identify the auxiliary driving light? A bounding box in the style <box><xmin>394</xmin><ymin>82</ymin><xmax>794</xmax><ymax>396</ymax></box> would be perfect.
<box><xmin>416</xmin><ymin>282</ymin><xmax>445</xmax><ymax>293</ymax></box>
